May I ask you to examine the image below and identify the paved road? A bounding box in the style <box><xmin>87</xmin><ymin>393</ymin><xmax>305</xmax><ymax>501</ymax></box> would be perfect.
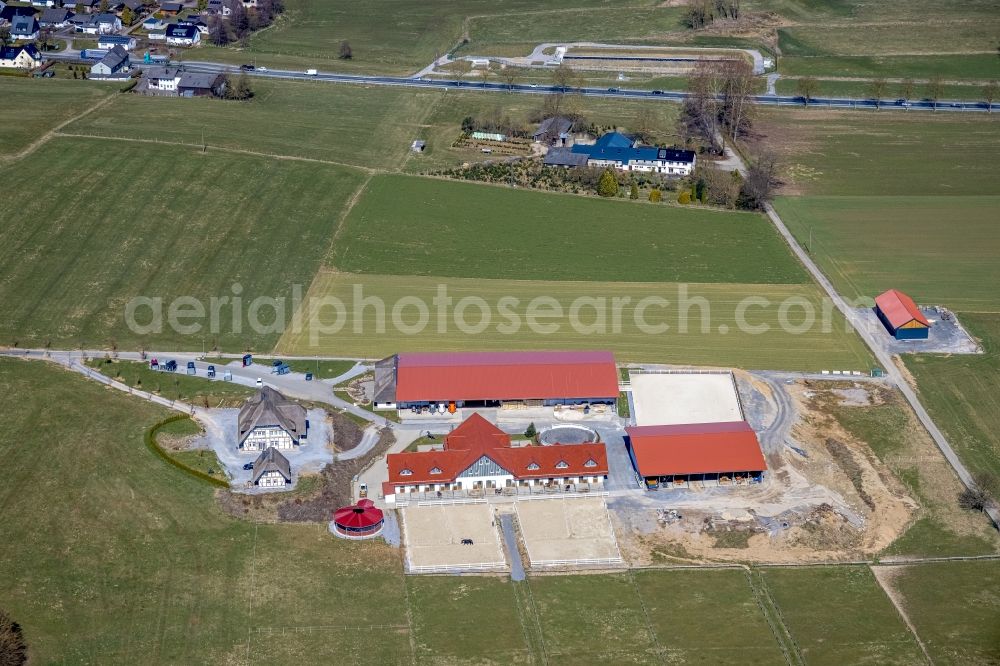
<box><xmin>39</xmin><ymin>54</ymin><xmax>979</xmax><ymax>113</ymax></box>
<box><xmin>500</xmin><ymin>514</ymin><xmax>526</xmax><ymax>581</ymax></box>
<box><xmin>719</xmin><ymin>144</ymin><xmax>1000</xmax><ymax>528</ymax></box>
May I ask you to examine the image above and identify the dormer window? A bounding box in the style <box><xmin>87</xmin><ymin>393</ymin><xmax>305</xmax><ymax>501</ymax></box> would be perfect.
<box><xmin>584</xmin><ymin>459</ymin><xmax>597</xmax><ymax>468</ymax></box>
<box><xmin>430</xmin><ymin>467</ymin><xmax>442</xmax><ymax>475</ymax></box>
<box><xmin>400</xmin><ymin>468</ymin><xmax>413</xmax><ymax>476</ymax></box>
<box><xmin>555</xmin><ymin>461</ymin><xmax>569</xmax><ymax>469</ymax></box>
<box><xmin>527</xmin><ymin>462</ymin><xmax>540</xmax><ymax>471</ymax></box>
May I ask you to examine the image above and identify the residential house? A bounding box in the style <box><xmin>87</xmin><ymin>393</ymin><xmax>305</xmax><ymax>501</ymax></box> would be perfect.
<box><xmin>10</xmin><ymin>15</ymin><xmax>40</xmax><ymax>40</ymax></box>
<box><xmin>566</xmin><ymin>131</ymin><xmax>697</xmax><ymax>176</ymax></box>
<box><xmin>0</xmin><ymin>43</ymin><xmax>42</xmax><ymax>69</ymax></box>
<box><xmin>90</xmin><ymin>43</ymin><xmax>129</xmax><ymax>76</ymax></box>
<box><xmin>38</xmin><ymin>7</ymin><xmax>72</xmax><ymax>27</ymax></box>
<box><xmin>252</xmin><ymin>447</ymin><xmax>292</xmax><ymax>488</ymax></box>
<box><xmin>66</xmin><ymin>0</ymin><xmax>98</xmax><ymax>12</ymax></box>
<box><xmin>159</xmin><ymin>0</ymin><xmax>183</xmax><ymax>14</ymax></box>
<box><xmin>122</xmin><ymin>0</ymin><xmax>146</xmax><ymax>11</ymax></box>
<box><xmin>542</xmin><ymin>147</ymin><xmax>589</xmax><ymax>168</ymax></box>
<box><xmin>139</xmin><ymin>63</ymin><xmax>181</xmax><ymax>91</ymax></box>
<box><xmin>76</xmin><ymin>12</ymin><xmax>120</xmax><ymax>33</ymax></box>
<box><xmin>204</xmin><ymin>0</ymin><xmax>230</xmax><ymax>16</ymax></box>
<box><xmin>177</xmin><ymin>16</ymin><xmax>207</xmax><ymax>34</ymax></box>
<box><xmin>533</xmin><ymin>116</ymin><xmax>574</xmax><ymax>147</ymax></box>
<box><xmin>141</xmin><ymin>15</ymin><xmax>164</xmax><ymax>29</ymax></box>
<box><xmin>97</xmin><ymin>33</ymin><xmax>135</xmax><ymax>49</ymax></box>
<box><xmin>0</xmin><ymin>5</ymin><xmax>36</xmax><ymax>24</ymax></box>
<box><xmin>237</xmin><ymin>387</ymin><xmax>308</xmax><ymax>452</ymax></box>
<box><xmin>177</xmin><ymin>71</ymin><xmax>225</xmax><ymax>96</ymax></box>
<box><xmin>165</xmin><ymin>22</ymin><xmax>199</xmax><ymax>45</ymax></box>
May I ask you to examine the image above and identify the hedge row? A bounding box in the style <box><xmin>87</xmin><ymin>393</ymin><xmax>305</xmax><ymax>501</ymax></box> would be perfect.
<box><xmin>144</xmin><ymin>414</ymin><xmax>229</xmax><ymax>488</ymax></box>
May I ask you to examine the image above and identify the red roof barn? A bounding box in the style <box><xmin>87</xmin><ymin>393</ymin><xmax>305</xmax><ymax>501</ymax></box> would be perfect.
<box><xmin>874</xmin><ymin>289</ymin><xmax>930</xmax><ymax>340</ymax></box>
<box><xmin>625</xmin><ymin>421</ymin><xmax>766</xmax><ymax>490</ymax></box>
<box><xmin>374</xmin><ymin>350</ymin><xmax>619</xmax><ymax>408</ymax></box>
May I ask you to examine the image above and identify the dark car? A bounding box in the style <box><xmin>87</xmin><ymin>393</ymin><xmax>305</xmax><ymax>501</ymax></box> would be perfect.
<box><xmin>651</xmin><ymin>89</ymin><xmax>663</xmax><ymax>95</ymax></box>
<box><xmin>243</xmin><ymin>462</ymin><xmax>254</xmax><ymax>470</ymax></box>
<box><xmin>240</xmin><ymin>64</ymin><xmax>255</xmax><ymax>71</ymax></box>
<box><xmin>608</xmin><ymin>87</ymin><xmax>620</xmax><ymax>93</ymax></box>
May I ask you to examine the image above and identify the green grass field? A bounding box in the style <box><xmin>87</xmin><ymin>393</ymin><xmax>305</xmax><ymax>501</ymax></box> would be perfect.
<box><xmin>64</xmin><ymin>80</ymin><xmax>441</xmax><ymax>170</ymax></box>
<box><xmin>635</xmin><ymin>569</ymin><xmax>786</xmax><ymax>664</ymax></box>
<box><xmin>774</xmin><ymin>76</ymin><xmax>995</xmax><ymax>102</ymax></box>
<box><xmin>753</xmin><ymin>110</ymin><xmax>1000</xmax><ymax>197</ymax></box>
<box><xmin>779</xmin><ymin>54</ymin><xmax>1000</xmax><ymax>82</ymax></box>
<box><xmin>0</xmin><ymin>357</ymin><xmax>408</xmax><ymax>664</ymax></box>
<box><xmin>761</xmin><ymin>566</ymin><xmax>924</xmax><ymax>665</ymax></box>
<box><xmin>0</xmin><ymin>78</ymin><xmax>113</xmax><ymax>156</ymax></box>
<box><xmin>905</xmin><ymin>314</ymin><xmax>1000</xmax><ymax>485</ymax></box>
<box><xmin>0</xmin><ymin>136</ymin><xmax>365</xmax><ymax>352</ymax></box>
<box><xmin>775</xmin><ymin>196</ymin><xmax>1000</xmax><ymax>310</ymax></box>
<box><xmin>889</xmin><ymin>560</ymin><xmax>1000</xmax><ymax>665</ymax></box>
<box><xmin>334</xmin><ymin>175</ymin><xmax>808</xmax><ymax>284</ymax></box>
<box><xmin>277</xmin><ymin>271</ymin><xmax>874</xmax><ymax>370</ymax></box>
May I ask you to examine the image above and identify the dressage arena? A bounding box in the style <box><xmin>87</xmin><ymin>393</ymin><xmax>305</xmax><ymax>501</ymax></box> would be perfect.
<box><xmin>400</xmin><ymin>502</ymin><xmax>506</xmax><ymax>573</ymax></box>
<box><xmin>514</xmin><ymin>497</ymin><xmax>623</xmax><ymax>567</ymax></box>
<box><xmin>630</xmin><ymin>372</ymin><xmax>744</xmax><ymax>426</ymax></box>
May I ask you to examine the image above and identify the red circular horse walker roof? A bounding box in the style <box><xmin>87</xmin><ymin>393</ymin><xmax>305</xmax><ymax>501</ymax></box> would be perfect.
<box><xmin>331</xmin><ymin>499</ymin><xmax>384</xmax><ymax>539</ymax></box>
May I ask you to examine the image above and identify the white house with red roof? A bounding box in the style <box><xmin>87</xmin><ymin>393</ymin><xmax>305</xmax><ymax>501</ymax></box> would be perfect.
<box><xmin>383</xmin><ymin>413</ymin><xmax>608</xmax><ymax>503</ymax></box>
<box><xmin>874</xmin><ymin>289</ymin><xmax>930</xmax><ymax>340</ymax></box>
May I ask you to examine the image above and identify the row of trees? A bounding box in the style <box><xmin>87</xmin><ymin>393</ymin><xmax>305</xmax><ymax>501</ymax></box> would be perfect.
<box><xmin>796</xmin><ymin>76</ymin><xmax>999</xmax><ymax>110</ymax></box>
<box><xmin>684</xmin><ymin>0</ymin><xmax>742</xmax><ymax>29</ymax></box>
<box><xmin>680</xmin><ymin>59</ymin><xmax>756</xmax><ymax>152</ymax></box>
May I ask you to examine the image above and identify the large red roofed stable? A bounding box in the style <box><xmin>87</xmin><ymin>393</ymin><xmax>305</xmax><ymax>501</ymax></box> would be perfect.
<box><xmin>391</xmin><ymin>350</ymin><xmax>619</xmax><ymax>404</ymax></box>
<box><xmin>385</xmin><ymin>414</ymin><xmax>608</xmax><ymax>499</ymax></box>
<box><xmin>625</xmin><ymin>421</ymin><xmax>767</xmax><ymax>478</ymax></box>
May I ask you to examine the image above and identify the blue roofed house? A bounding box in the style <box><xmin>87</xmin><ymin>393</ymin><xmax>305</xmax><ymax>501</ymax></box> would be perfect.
<box><xmin>98</xmin><ymin>33</ymin><xmax>136</xmax><ymax>49</ymax></box>
<box><xmin>165</xmin><ymin>22</ymin><xmax>200</xmax><ymax>46</ymax></box>
<box><xmin>10</xmin><ymin>15</ymin><xmax>40</xmax><ymax>41</ymax></box>
<box><xmin>565</xmin><ymin>131</ymin><xmax>697</xmax><ymax>176</ymax></box>
<box><xmin>0</xmin><ymin>43</ymin><xmax>42</xmax><ymax>69</ymax></box>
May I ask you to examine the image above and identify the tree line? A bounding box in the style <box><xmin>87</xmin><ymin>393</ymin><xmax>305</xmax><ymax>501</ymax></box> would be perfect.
<box><xmin>209</xmin><ymin>0</ymin><xmax>284</xmax><ymax>46</ymax></box>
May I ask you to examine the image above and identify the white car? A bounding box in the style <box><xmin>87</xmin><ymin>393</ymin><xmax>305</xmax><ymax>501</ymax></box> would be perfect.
<box><xmin>256</xmin><ymin>378</ymin><xmax>263</xmax><ymax>387</ymax></box>
<box><xmin>257</xmin><ymin>66</ymin><xmax>268</xmax><ymax>72</ymax></box>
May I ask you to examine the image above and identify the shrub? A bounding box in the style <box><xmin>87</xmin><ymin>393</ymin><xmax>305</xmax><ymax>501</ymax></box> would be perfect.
<box><xmin>677</xmin><ymin>190</ymin><xmax>691</xmax><ymax>204</ymax></box>
<box><xmin>0</xmin><ymin>609</ymin><xmax>27</xmax><ymax>666</ymax></box>
<box><xmin>648</xmin><ymin>189</ymin><xmax>662</xmax><ymax>203</ymax></box>
<box><xmin>629</xmin><ymin>182</ymin><xmax>639</xmax><ymax>200</ymax></box>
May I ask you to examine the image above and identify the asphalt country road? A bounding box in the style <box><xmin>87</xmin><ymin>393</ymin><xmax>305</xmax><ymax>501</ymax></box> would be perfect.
<box><xmin>45</xmin><ymin>52</ymin><xmax>997</xmax><ymax>113</ymax></box>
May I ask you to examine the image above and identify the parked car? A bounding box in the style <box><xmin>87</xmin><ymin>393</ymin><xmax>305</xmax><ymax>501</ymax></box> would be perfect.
<box><xmin>243</xmin><ymin>462</ymin><xmax>254</xmax><ymax>470</ymax></box>
<box><xmin>359</xmin><ymin>482</ymin><xmax>368</xmax><ymax>498</ymax></box>
<box><xmin>186</xmin><ymin>361</ymin><xmax>196</xmax><ymax>375</ymax></box>
<box><xmin>304</xmin><ymin>372</ymin><xmax>313</xmax><ymax>381</ymax></box>
<box><xmin>163</xmin><ymin>360</ymin><xmax>177</xmax><ymax>372</ymax></box>
<box><xmin>207</xmin><ymin>365</ymin><xmax>216</xmax><ymax>378</ymax></box>
<box><xmin>256</xmin><ymin>377</ymin><xmax>263</xmax><ymax>387</ymax></box>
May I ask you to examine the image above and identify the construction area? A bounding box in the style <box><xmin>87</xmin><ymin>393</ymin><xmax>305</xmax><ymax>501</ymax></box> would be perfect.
<box><xmin>514</xmin><ymin>496</ymin><xmax>623</xmax><ymax>567</ymax></box>
<box><xmin>628</xmin><ymin>371</ymin><xmax>744</xmax><ymax>426</ymax></box>
<box><xmin>400</xmin><ymin>502</ymin><xmax>506</xmax><ymax>573</ymax></box>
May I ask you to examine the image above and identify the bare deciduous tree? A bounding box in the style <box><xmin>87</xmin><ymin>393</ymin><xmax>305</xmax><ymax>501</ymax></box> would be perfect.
<box><xmin>869</xmin><ymin>77</ymin><xmax>887</xmax><ymax>109</ymax></box>
<box><xmin>796</xmin><ymin>77</ymin><xmax>819</xmax><ymax>105</ymax></box>
<box><xmin>739</xmin><ymin>150</ymin><xmax>780</xmax><ymax>210</ymax></box>
<box><xmin>338</xmin><ymin>40</ymin><xmax>352</xmax><ymax>60</ymax></box>
<box><xmin>0</xmin><ymin>609</ymin><xmax>27</xmax><ymax>666</ymax></box>
<box><xmin>983</xmin><ymin>80</ymin><xmax>998</xmax><ymax>113</ymax></box>
<box><xmin>551</xmin><ymin>64</ymin><xmax>578</xmax><ymax>91</ymax></box>
<box><xmin>502</xmin><ymin>66</ymin><xmax>520</xmax><ymax>91</ymax></box>
<box><xmin>898</xmin><ymin>78</ymin><xmax>915</xmax><ymax>104</ymax></box>
<box><xmin>926</xmin><ymin>76</ymin><xmax>944</xmax><ymax>110</ymax></box>
<box><xmin>719</xmin><ymin>58</ymin><xmax>755</xmax><ymax>140</ymax></box>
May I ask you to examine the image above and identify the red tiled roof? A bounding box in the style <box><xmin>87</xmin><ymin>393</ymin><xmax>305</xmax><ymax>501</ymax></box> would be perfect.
<box><xmin>875</xmin><ymin>289</ymin><xmax>929</xmax><ymax>329</ymax></box>
<box><xmin>386</xmin><ymin>413</ymin><xmax>608</xmax><ymax>484</ymax></box>
<box><xmin>395</xmin><ymin>350</ymin><xmax>619</xmax><ymax>402</ymax></box>
<box><xmin>626</xmin><ymin>421</ymin><xmax>766</xmax><ymax>476</ymax></box>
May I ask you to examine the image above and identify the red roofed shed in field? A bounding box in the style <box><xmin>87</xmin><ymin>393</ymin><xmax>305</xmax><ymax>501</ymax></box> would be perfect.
<box><xmin>332</xmin><ymin>498</ymin><xmax>384</xmax><ymax>539</ymax></box>
<box><xmin>384</xmin><ymin>413</ymin><xmax>608</xmax><ymax>503</ymax></box>
<box><xmin>374</xmin><ymin>350</ymin><xmax>619</xmax><ymax>409</ymax></box>
<box><xmin>874</xmin><ymin>289</ymin><xmax>930</xmax><ymax>340</ymax></box>
<box><xmin>625</xmin><ymin>421</ymin><xmax>766</xmax><ymax>490</ymax></box>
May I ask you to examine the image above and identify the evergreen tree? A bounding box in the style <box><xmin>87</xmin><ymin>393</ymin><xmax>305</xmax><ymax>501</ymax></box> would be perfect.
<box><xmin>597</xmin><ymin>169</ymin><xmax>619</xmax><ymax>197</ymax></box>
<box><xmin>629</xmin><ymin>182</ymin><xmax>639</xmax><ymax>200</ymax></box>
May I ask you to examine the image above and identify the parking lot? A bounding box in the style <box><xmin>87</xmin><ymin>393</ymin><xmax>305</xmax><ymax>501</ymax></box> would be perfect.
<box><xmin>515</xmin><ymin>496</ymin><xmax>623</xmax><ymax>566</ymax></box>
<box><xmin>400</xmin><ymin>503</ymin><xmax>506</xmax><ymax>573</ymax></box>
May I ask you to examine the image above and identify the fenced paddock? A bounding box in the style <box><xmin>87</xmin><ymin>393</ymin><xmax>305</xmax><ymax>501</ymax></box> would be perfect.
<box><xmin>401</xmin><ymin>502</ymin><xmax>506</xmax><ymax>573</ymax></box>
<box><xmin>515</xmin><ymin>496</ymin><xmax>623</xmax><ymax>567</ymax></box>
<box><xmin>629</xmin><ymin>371</ymin><xmax>744</xmax><ymax>426</ymax></box>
